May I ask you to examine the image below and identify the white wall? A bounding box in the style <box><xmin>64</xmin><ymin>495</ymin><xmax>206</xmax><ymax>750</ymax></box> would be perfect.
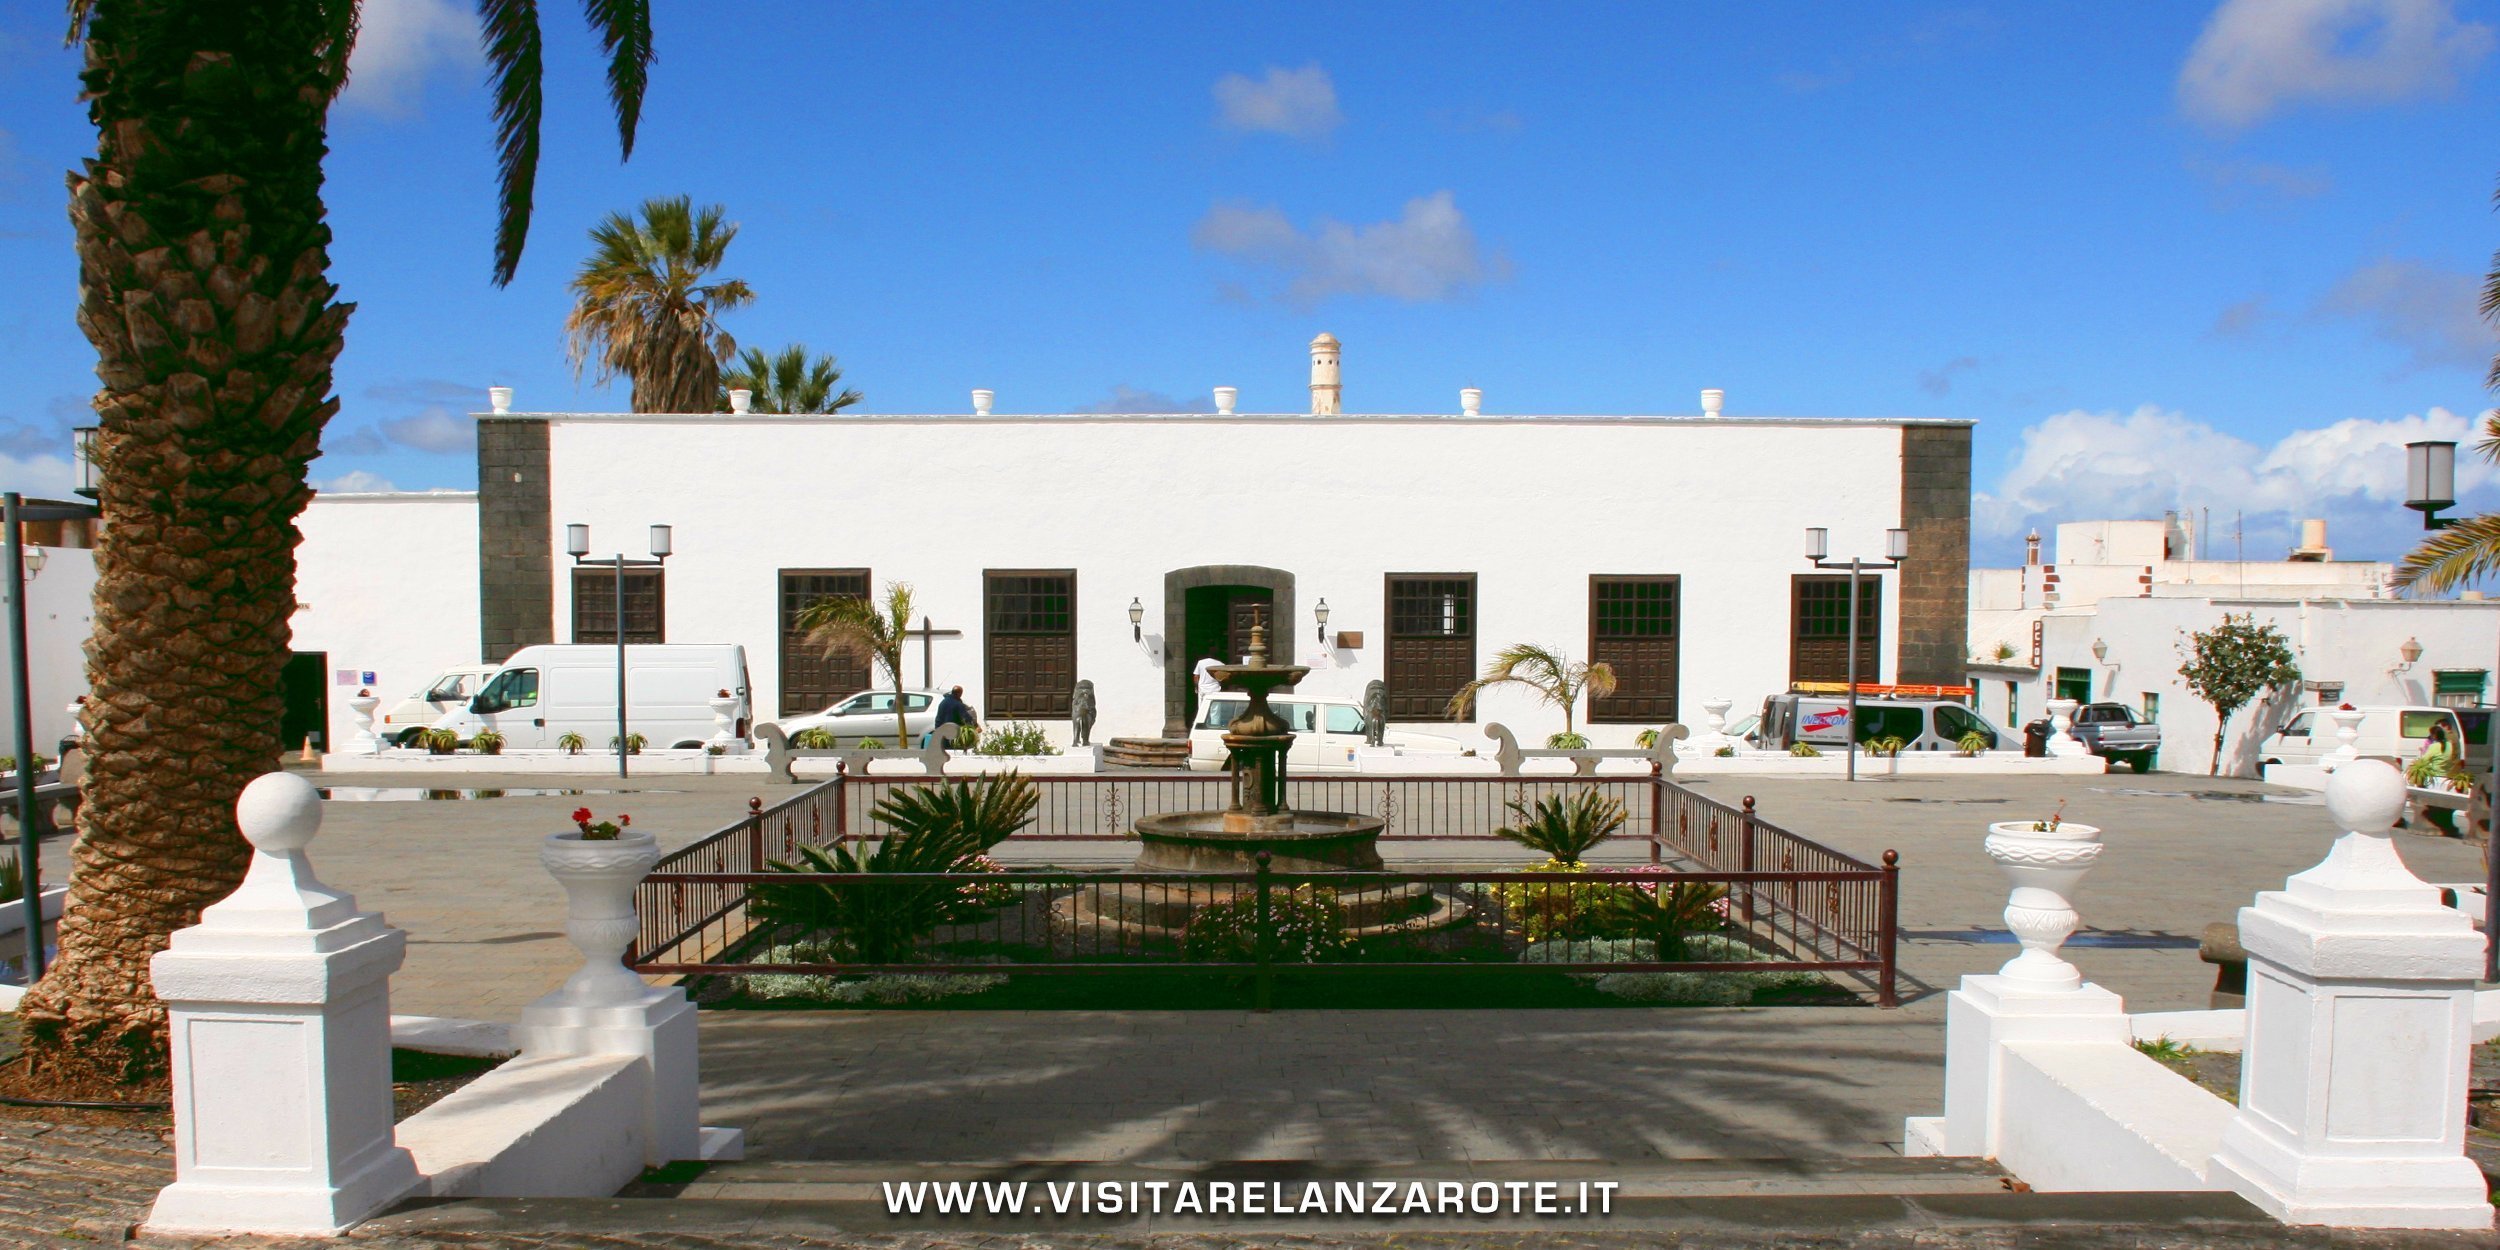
<box><xmin>534</xmin><ymin>413</ymin><xmax>1933</xmax><ymax>746</ymax></box>
<box><xmin>291</xmin><ymin>493</ymin><xmax>481</xmax><ymax>751</ymax></box>
<box><xmin>0</xmin><ymin>545</ymin><xmax>96</xmax><ymax>754</ymax></box>
<box><xmin>2025</xmin><ymin>597</ymin><xmax>2500</xmax><ymax>776</ymax></box>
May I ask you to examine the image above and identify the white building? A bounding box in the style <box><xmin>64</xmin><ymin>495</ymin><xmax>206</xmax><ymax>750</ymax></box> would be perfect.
<box><xmin>1967</xmin><ymin>518</ymin><xmax>2499</xmax><ymax>775</ymax></box>
<box><xmin>291</xmin><ymin>337</ymin><xmax>1974</xmax><ymax>754</ymax></box>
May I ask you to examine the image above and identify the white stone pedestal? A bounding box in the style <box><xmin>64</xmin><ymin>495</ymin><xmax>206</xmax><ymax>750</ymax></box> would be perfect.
<box><xmin>146</xmin><ymin>773</ymin><xmax>420</xmax><ymax>1236</ymax></box>
<box><xmin>2207</xmin><ymin>760</ymin><xmax>2492</xmax><ymax>1229</ymax></box>
<box><xmin>2324</xmin><ymin>709</ymin><xmax>2364</xmax><ymax>767</ymax></box>
<box><xmin>2045</xmin><ymin>699</ymin><xmax>2087</xmax><ymax>758</ymax></box>
<box><xmin>345</xmin><ymin>694</ymin><xmax>382</xmax><ymax>755</ymax></box>
<box><xmin>1917</xmin><ymin>974</ymin><xmax>2132</xmax><ymax>1158</ymax></box>
<box><xmin>707</xmin><ymin>696</ymin><xmax>740</xmax><ymax>750</ymax></box>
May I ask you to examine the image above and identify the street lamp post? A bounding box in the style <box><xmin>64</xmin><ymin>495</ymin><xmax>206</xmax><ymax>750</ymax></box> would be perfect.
<box><xmin>5</xmin><ymin>492</ymin><xmax>99</xmax><ymax>981</ymax></box>
<box><xmin>1805</xmin><ymin>526</ymin><xmax>1910</xmax><ymax>783</ymax></box>
<box><xmin>2403</xmin><ymin>438</ymin><xmax>2500</xmax><ymax>980</ymax></box>
<box><xmin>566</xmin><ymin>523</ymin><xmax>672</xmax><ymax>779</ymax></box>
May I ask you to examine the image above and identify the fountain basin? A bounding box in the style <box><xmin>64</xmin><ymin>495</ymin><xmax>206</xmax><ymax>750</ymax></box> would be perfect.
<box><xmin>1132</xmin><ymin>809</ymin><xmax>1390</xmax><ymax>873</ymax></box>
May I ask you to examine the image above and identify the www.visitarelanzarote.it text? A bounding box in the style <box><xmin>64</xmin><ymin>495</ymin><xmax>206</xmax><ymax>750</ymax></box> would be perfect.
<box><xmin>884</xmin><ymin>1179</ymin><xmax>1623</xmax><ymax>1217</ymax></box>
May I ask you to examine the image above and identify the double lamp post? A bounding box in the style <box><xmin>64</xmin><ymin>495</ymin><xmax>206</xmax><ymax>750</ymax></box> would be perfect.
<box><xmin>565</xmin><ymin>522</ymin><xmax>671</xmax><ymax>780</ymax></box>
<box><xmin>1805</xmin><ymin>525</ymin><xmax>1910</xmax><ymax>784</ymax></box>
<box><xmin>2402</xmin><ymin>437</ymin><xmax>2500</xmax><ymax>981</ymax></box>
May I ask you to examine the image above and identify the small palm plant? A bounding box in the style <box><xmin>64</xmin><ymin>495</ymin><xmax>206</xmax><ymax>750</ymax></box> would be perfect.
<box><xmin>471</xmin><ymin>730</ymin><xmax>506</xmax><ymax>756</ymax></box>
<box><xmin>1593</xmin><ymin>877</ymin><xmax>1731</xmax><ymax>960</ymax></box>
<box><xmin>1447</xmin><ymin>643</ymin><xmax>1616</xmax><ymax>742</ymax></box>
<box><xmin>791</xmin><ymin>727</ymin><xmax>837</xmax><ymax>749</ymax></box>
<box><xmin>557</xmin><ymin>732</ymin><xmax>587</xmax><ymax>756</ymax></box>
<box><xmin>797</xmin><ymin>581</ymin><xmax>916</xmax><ymax>746</ymax></box>
<box><xmin>1866</xmin><ymin>734</ymin><xmax>1908</xmax><ymax>758</ymax></box>
<box><xmin>609</xmin><ymin>732</ymin><xmax>648</xmax><ymax>756</ymax></box>
<box><xmin>1494</xmin><ymin>792</ymin><xmax>1628</xmax><ymax>865</ymax></box>
<box><xmin>750</xmin><ymin>774</ymin><xmax>1040</xmax><ymax>963</ymax></box>
<box><xmin>1789</xmin><ymin>742</ymin><xmax>1822</xmax><ymax>758</ymax></box>
<box><xmin>421</xmin><ymin>727</ymin><xmax>461</xmax><ymax>755</ymax></box>
<box><xmin>1956</xmin><ymin>730</ymin><xmax>1992</xmax><ymax>757</ymax></box>
<box><xmin>721</xmin><ymin>343</ymin><xmax>861</xmax><ymax>413</ymax></box>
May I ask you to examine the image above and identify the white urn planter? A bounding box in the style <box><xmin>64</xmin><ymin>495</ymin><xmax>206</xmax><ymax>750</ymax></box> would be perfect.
<box><xmin>345</xmin><ymin>692</ymin><xmax>383</xmax><ymax>755</ymax></box>
<box><xmin>2043</xmin><ymin>699</ymin><xmax>2086</xmax><ymax>758</ymax></box>
<box><xmin>708</xmin><ymin>695</ymin><xmax>741</xmax><ymax>749</ymax></box>
<box><xmin>1981</xmin><ymin>819</ymin><xmax>2104</xmax><ymax>993</ymax></box>
<box><xmin>540</xmin><ymin>829</ymin><xmax>662</xmax><ymax>1006</ymax></box>
<box><xmin>2324</xmin><ymin>708</ymin><xmax>2364</xmax><ymax>767</ymax></box>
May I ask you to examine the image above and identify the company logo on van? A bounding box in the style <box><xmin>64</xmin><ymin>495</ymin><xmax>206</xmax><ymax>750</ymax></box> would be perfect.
<box><xmin>1803</xmin><ymin>708</ymin><xmax>1851</xmax><ymax>733</ymax></box>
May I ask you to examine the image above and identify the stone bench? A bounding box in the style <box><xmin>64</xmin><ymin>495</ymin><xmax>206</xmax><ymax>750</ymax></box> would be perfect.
<box><xmin>755</xmin><ymin>723</ymin><xmax>956</xmax><ymax>784</ymax></box>
<box><xmin>1482</xmin><ymin>722</ymin><xmax>1684</xmax><ymax>776</ymax></box>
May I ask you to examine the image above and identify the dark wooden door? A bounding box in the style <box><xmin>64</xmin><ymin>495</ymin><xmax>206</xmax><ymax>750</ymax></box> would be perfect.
<box><xmin>282</xmin><ymin>651</ymin><xmax>328</xmax><ymax>752</ymax></box>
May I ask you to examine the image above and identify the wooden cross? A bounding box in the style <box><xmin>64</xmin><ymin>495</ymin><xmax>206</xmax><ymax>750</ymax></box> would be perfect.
<box><xmin>902</xmin><ymin>615</ymin><xmax>963</xmax><ymax>688</ymax></box>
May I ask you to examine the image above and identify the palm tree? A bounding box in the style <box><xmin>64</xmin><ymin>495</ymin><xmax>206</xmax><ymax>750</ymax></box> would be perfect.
<box><xmin>722</xmin><ymin>344</ymin><xmax>862</xmax><ymax>414</ymax></box>
<box><xmin>1446</xmin><ymin>643</ymin><xmax>1618</xmax><ymax>746</ymax></box>
<box><xmin>564</xmin><ymin>196</ymin><xmax>755</xmax><ymax>413</ymax></box>
<box><xmin>798</xmin><ymin>582</ymin><xmax>916</xmax><ymax>745</ymax></box>
<box><xmin>2395</xmin><ymin>413</ymin><xmax>2500</xmax><ymax>593</ymax></box>
<box><xmin>21</xmin><ymin>0</ymin><xmax>655</xmax><ymax>1089</ymax></box>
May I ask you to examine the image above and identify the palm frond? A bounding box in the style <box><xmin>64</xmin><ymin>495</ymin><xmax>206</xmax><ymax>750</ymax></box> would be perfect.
<box><xmin>318</xmin><ymin>0</ymin><xmax>360</xmax><ymax>100</ymax></box>
<box><xmin>479</xmin><ymin>0</ymin><xmax>545</xmax><ymax>286</ymax></box>
<box><xmin>2393</xmin><ymin>510</ymin><xmax>2500</xmax><ymax>595</ymax></box>
<box><xmin>578</xmin><ymin>0</ymin><xmax>653</xmax><ymax>158</ymax></box>
<box><xmin>64</xmin><ymin>0</ymin><xmax>92</xmax><ymax>43</ymax></box>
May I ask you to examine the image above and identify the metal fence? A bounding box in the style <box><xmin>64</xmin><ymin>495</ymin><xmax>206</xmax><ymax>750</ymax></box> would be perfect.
<box><xmin>630</xmin><ymin>767</ymin><xmax>1897</xmax><ymax>1004</ymax></box>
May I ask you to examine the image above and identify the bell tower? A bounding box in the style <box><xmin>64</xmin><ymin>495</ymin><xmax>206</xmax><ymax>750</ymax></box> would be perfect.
<box><xmin>1309</xmin><ymin>332</ymin><xmax>1341</xmax><ymax>415</ymax></box>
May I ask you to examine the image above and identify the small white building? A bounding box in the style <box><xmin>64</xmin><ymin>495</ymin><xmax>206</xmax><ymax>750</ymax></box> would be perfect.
<box><xmin>290</xmin><ymin>337</ymin><xmax>1975</xmax><ymax>754</ymax></box>
<box><xmin>1967</xmin><ymin>518</ymin><xmax>2499</xmax><ymax>775</ymax></box>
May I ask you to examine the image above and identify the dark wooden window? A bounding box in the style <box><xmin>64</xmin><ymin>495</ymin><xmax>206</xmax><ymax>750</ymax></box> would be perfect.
<box><xmin>1589</xmin><ymin>575</ymin><xmax>1678</xmax><ymax>723</ymax></box>
<box><xmin>780</xmin><ymin>569</ymin><xmax>869</xmax><ymax>716</ymax></box>
<box><xmin>571</xmin><ymin>567</ymin><xmax>664</xmax><ymax>645</ymax></box>
<box><xmin>985</xmin><ymin>570</ymin><xmax>1076</xmax><ymax>720</ymax></box>
<box><xmin>1385</xmin><ymin>574</ymin><xmax>1476</xmax><ymax>721</ymax></box>
<box><xmin>1790</xmin><ymin>574</ymin><xmax>1879</xmax><ymax>685</ymax></box>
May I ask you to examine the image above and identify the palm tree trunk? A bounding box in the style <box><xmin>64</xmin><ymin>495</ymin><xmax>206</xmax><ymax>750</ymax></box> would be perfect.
<box><xmin>15</xmin><ymin>0</ymin><xmax>347</xmax><ymax>1085</ymax></box>
<box><xmin>888</xmin><ymin>653</ymin><xmax>909</xmax><ymax>745</ymax></box>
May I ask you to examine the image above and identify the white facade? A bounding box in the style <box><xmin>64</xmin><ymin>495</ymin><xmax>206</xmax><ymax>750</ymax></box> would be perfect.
<box><xmin>2</xmin><ymin>543</ymin><xmax>96</xmax><ymax>753</ymax></box>
<box><xmin>291</xmin><ymin>492</ymin><xmax>481</xmax><ymax>752</ymax></box>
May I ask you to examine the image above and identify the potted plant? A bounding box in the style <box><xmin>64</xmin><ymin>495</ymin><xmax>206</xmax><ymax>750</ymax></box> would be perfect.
<box><xmin>1980</xmin><ymin>800</ymin><xmax>2103</xmax><ymax>990</ymax></box>
<box><xmin>421</xmin><ymin>727</ymin><xmax>460</xmax><ymax>756</ymax></box>
<box><xmin>557</xmin><ymin>731</ymin><xmax>586</xmax><ymax>756</ymax></box>
<box><xmin>792</xmin><ymin>727</ymin><xmax>836</xmax><ymax>750</ymax></box>
<box><xmin>1788</xmin><ymin>742</ymin><xmax>1821</xmax><ymax>758</ymax></box>
<box><xmin>608</xmin><ymin>732</ymin><xmax>647</xmax><ymax>756</ymax></box>
<box><xmin>472</xmin><ymin>730</ymin><xmax>506</xmax><ymax>756</ymax></box>
<box><xmin>1957</xmin><ymin>729</ymin><xmax>1992</xmax><ymax>757</ymax></box>
<box><xmin>1866</xmin><ymin>734</ymin><xmax>1908</xmax><ymax>758</ymax></box>
<box><xmin>540</xmin><ymin>807</ymin><xmax>660</xmax><ymax>1003</ymax></box>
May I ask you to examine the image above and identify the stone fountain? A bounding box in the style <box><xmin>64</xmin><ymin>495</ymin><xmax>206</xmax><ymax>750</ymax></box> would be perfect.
<box><xmin>1062</xmin><ymin>619</ymin><xmax>1460</xmax><ymax>940</ymax></box>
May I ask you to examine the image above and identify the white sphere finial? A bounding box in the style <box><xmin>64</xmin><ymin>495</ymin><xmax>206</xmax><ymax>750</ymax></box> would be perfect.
<box><xmin>237</xmin><ymin>772</ymin><xmax>323</xmax><ymax>852</ymax></box>
<box><xmin>2323</xmin><ymin>758</ymin><xmax>2406</xmax><ymax>835</ymax></box>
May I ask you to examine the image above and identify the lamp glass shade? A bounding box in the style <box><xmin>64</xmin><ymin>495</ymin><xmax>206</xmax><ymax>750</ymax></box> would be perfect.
<box><xmin>2090</xmin><ymin>638</ymin><xmax>2107</xmax><ymax>661</ymax></box>
<box><xmin>1127</xmin><ymin>597</ymin><xmax>1144</xmax><ymax>626</ymax></box>
<box><xmin>1886</xmin><ymin>528</ymin><xmax>1910</xmax><ymax>561</ymax></box>
<box><xmin>1805</xmin><ymin>527</ymin><xmax>1829</xmax><ymax>561</ymax></box>
<box><xmin>2407</xmin><ymin>440</ymin><xmax>2457</xmax><ymax>511</ymax></box>
<box><xmin>648</xmin><ymin>524</ymin><xmax>672</xmax><ymax>558</ymax></box>
<box><xmin>72</xmin><ymin>426</ymin><xmax>98</xmax><ymax>495</ymax></box>
<box><xmin>564</xmin><ymin>523</ymin><xmax>589</xmax><ymax>557</ymax></box>
<box><xmin>22</xmin><ymin>546</ymin><xmax>44</xmax><ymax>576</ymax></box>
<box><xmin>1314</xmin><ymin>598</ymin><xmax>1330</xmax><ymax>626</ymax></box>
<box><xmin>2401</xmin><ymin>636</ymin><xmax>2424</xmax><ymax>665</ymax></box>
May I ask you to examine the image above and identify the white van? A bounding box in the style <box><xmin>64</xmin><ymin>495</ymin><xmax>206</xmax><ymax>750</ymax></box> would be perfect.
<box><xmin>379</xmin><ymin>663</ymin><xmax>499</xmax><ymax>745</ymax></box>
<box><xmin>2259</xmin><ymin>705</ymin><xmax>2463</xmax><ymax>769</ymax></box>
<box><xmin>1188</xmin><ymin>694</ymin><xmax>1466</xmax><ymax>772</ymax></box>
<box><xmin>432</xmin><ymin>644</ymin><xmax>752</xmax><ymax>750</ymax></box>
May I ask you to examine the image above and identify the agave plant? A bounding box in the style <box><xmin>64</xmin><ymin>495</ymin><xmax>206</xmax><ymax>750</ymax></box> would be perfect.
<box><xmin>1866</xmin><ymin>735</ymin><xmax>1908</xmax><ymax>758</ymax></box>
<box><xmin>1956</xmin><ymin>730</ymin><xmax>1991</xmax><ymax>757</ymax></box>
<box><xmin>1591</xmin><ymin>875</ymin><xmax>1731</xmax><ymax>960</ymax></box>
<box><xmin>749</xmin><ymin>774</ymin><xmax>1039</xmax><ymax>963</ymax></box>
<box><xmin>557</xmin><ymin>732</ymin><xmax>587</xmax><ymax>756</ymax></box>
<box><xmin>1493</xmin><ymin>792</ymin><xmax>1627</xmax><ymax>865</ymax></box>
<box><xmin>1789</xmin><ymin>742</ymin><xmax>1822</xmax><ymax>758</ymax></box>
<box><xmin>791</xmin><ymin>727</ymin><xmax>837</xmax><ymax>750</ymax></box>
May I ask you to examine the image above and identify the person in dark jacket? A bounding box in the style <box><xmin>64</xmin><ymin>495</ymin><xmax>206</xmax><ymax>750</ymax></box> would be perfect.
<box><xmin>931</xmin><ymin>686</ymin><xmax>978</xmax><ymax>748</ymax></box>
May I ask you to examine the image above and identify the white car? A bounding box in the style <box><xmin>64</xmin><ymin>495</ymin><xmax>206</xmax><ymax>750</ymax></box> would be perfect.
<box><xmin>381</xmin><ymin>664</ymin><xmax>499</xmax><ymax>746</ymax></box>
<box><xmin>2259</xmin><ymin>705</ymin><xmax>2462</xmax><ymax>769</ymax></box>
<box><xmin>1188</xmin><ymin>694</ymin><xmax>1466</xmax><ymax>772</ymax></box>
<box><xmin>767</xmin><ymin>689</ymin><xmax>946</xmax><ymax>746</ymax></box>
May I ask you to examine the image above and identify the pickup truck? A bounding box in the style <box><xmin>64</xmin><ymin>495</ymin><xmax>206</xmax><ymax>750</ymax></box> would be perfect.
<box><xmin>2043</xmin><ymin>702</ymin><xmax>2161</xmax><ymax>773</ymax></box>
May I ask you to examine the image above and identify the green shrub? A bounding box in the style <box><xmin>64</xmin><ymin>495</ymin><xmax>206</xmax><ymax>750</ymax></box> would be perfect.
<box><xmin>1713</xmin><ymin>745</ymin><xmax>1737</xmax><ymax>758</ymax></box>
<box><xmin>556</xmin><ymin>731</ymin><xmax>586</xmax><ymax>755</ymax></box>
<box><xmin>1494</xmin><ymin>858</ymin><xmax>1641</xmax><ymax>943</ymax></box>
<box><xmin>471</xmin><ymin>730</ymin><xmax>505</xmax><ymax>756</ymax></box>
<box><xmin>420</xmin><ymin>727</ymin><xmax>460</xmax><ymax>754</ymax></box>
<box><xmin>749</xmin><ymin>773</ymin><xmax>1039</xmax><ymax>963</ymax></box>
<box><xmin>1493</xmin><ymin>792</ymin><xmax>1627</xmax><ymax>865</ymax></box>
<box><xmin>2134</xmin><ymin>1035</ymin><xmax>2199</xmax><ymax>1063</ymax></box>
<box><xmin>791</xmin><ymin>727</ymin><xmax>836</xmax><ymax>749</ymax></box>
<box><xmin>1789</xmin><ymin>742</ymin><xmax>1821</xmax><ymax>758</ymax></box>
<box><xmin>1545</xmin><ymin>731</ymin><xmax>1590</xmax><ymax>749</ymax></box>
<box><xmin>1633</xmin><ymin>728</ymin><xmax>1660</xmax><ymax>749</ymax></box>
<box><xmin>857</xmin><ymin>737</ymin><xmax>885</xmax><ymax>750</ymax></box>
<box><xmin>608</xmin><ymin>732</ymin><xmax>647</xmax><ymax>755</ymax></box>
<box><xmin>1865</xmin><ymin>734</ymin><xmax>1907</xmax><ymax>757</ymax></box>
<box><xmin>1181</xmin><ymin>885</ymin><xmax>1349</xmax><ymax>963</ymax></box>
<box><xmin>1957</xmin><ymin>730</ymin><xmax>1992</xmax><ymax>756</ymax></box>
<box><xmin>973</xmin><ymin>720</ymin><xmax>1055</xmax><ymax>756</ymax></box>
<box><xmin>945</xmin><ymin>853</ymin><xmax>1022</xmax><ymax>918</ymax></box>
<box><xmin>1585</xmin><ymin>871</ymin><xmax>1731</xmax><ymax>959</ymax></box>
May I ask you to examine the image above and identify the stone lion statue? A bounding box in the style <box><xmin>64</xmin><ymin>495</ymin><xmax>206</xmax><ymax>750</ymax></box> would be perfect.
<box><xmin>1070</xmin><ymin>679</ymin><xmax>1097</xmax><ymax>747</ymax></box>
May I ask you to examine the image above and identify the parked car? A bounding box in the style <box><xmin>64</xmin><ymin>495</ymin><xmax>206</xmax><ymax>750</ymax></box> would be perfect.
<box><xmin>2031</xmin><ymin>702</ymin><xmax>2161</xmax><ymax>773</ymax></box>
<box><xmin>1757</xmin><ymin>693</ymin><xmax>2013</xmax><ymax>754</ymax></box>
<box><xmin>431</xmin><ymin>644</ymin><xmax>752</xmax><ymax>751</ymax></box>
<box><xmin>1188</xmin><ymin>694</ymin><xmax>1467</xmax><ymax>772</ymax></box>
<box><xmin>2258</xmin><ymin>705</ymin><xmax>2463</xmax><ymax>770</ymax></box>
<box><xmin>764</xmin><ymin>689</ymin><xmax>944</xmax><ymax>747</ymax></box>
<box><xmin>381</xmin><ymin>663</ymin><xmax>500</xmax><ymax>746</ymax></box>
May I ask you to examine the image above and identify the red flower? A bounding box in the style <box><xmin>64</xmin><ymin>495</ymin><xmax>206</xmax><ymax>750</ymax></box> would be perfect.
<box><xmin>618</xmin><ymin>813</ymin><xmax>632</xmax><ymax>827</ymax></box>
<box><xmin>571</xmin><ymin>806</ymin><xmax>593</xmax><ymax>824</ymax></box>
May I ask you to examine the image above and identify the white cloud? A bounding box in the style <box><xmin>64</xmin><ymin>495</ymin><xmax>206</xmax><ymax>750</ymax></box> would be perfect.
<box><xmin>1918</xmin><ymin>356</ymin><xmax>1982</xmax><ymax>396</ymax></box>
<box><xmin>2179</xmin><ymin>0</ymin><xmax>2493</xmax><ymax>129</ymax></box>
<box><xmin>312</xmin><ymin>469</ymin><xmax>401</xmax><ymax>494</ymax></box>
<box><xmin>341</xmin><ymin>0</ymin><xmax>477</xmax><ymax>116</ymax></box>
<box><xmin>381</xmin><ymin>407</ymin><xmax>474</xmax><ymax>454</ymax></box>
<box><xmin>0</xmin><ymin>454</ymin><xmax>78</xmax><ymax>500</ymax></box>
<box><xmin>1212</xmin><ymin>64</ymin><xmax>1342</xmax><ymax>139</ymax></box>
<box><xmin>2188</xmin><ymin>156</ymin><xmax>2334</xmax><ymax>201</ymax></box>
<box><xmin>1193</xmin><ymin>191</ymin><xmax>1502</xmax><ymax>305</ymax></box>
<box><xmin>1073</xmin><ymin>386</ymin><xmax>1215</xmax><ymax>415</ymax></box>
<box><xmin>1976</xmin><ymin>403</ymin><xmax>2494</xmax><ymax>562</ymax></box>
<box><xmin>2316</xmin><ymin>258</ymin><xmax>2495</xmax><ymax>372</ymax></box>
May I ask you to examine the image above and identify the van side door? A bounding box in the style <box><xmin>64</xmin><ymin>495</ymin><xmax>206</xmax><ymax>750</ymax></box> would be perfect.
<box><xmin>471</xmin><ymin>667</ymin><xmax>544</xmax><ymax>748</ymax></box>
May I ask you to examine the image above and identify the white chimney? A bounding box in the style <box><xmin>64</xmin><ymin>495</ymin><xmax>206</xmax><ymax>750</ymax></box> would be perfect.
<box><xmin>1700</xmin><ymin>388</ymin><xmax>1724</xmax><ymax>418</ymax></box>
<box><xmin>1214</xmin><ymin>386</ymin><xmax>1238</xmax><ymax>415</ymax></box>
<box><xmin>971</xmin><ymin>389</ymin><xmax>994</xmax><ymax>416</ymax></box>
<box><xmin>487</xmin><ymin>386</ymin><xmax>513</xmax><ymax>415</ymax></box>
<box><xmin>726</xmin><ymin>388</ymin><xmax>753</xmax><ymax>415</ymax></box>
<box><xmin>1459</xmin><ymin>388</ymin><xmax>1482</xmax><ymax>416</ymax></box>
<box><xmin>1309</xmin><ymin>333</ymin><xmax>1342</xmax><ymax>416</ymax></box>
<box><xmin>2289</xmin><ymin>518</ymin><xmax>2331</xmax><ymax>562</ymax></box>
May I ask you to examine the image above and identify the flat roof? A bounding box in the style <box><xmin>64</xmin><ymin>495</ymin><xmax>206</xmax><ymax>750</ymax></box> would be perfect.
<box><xmin>476</xmin><ymin>411</ymin><xmax>1978</xmax><ymax>429</ymax></box>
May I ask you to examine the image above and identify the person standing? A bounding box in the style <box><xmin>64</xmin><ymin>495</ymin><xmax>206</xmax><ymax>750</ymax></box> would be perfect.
<box><xmin>931</xmin><ymin>685</ymin><xmax>978</xmax><ymax>748</ymax></box>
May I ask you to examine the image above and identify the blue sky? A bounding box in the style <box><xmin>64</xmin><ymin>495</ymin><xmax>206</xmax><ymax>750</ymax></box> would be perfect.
<box><xmin>2</xmin><ymin>1</ymin><xmax>2498</xmax><ymax>566</ymax></box>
